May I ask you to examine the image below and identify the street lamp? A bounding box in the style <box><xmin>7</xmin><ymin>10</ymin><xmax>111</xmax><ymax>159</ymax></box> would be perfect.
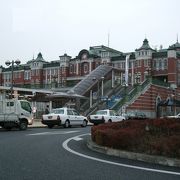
<box><xmin>5</xmin><ymin>59</ymin><xmax>21</xmax><ymax>98</ymax></box>
<box><xmin>90</xmin><ymin>77</ymin><xmax>96</xmax><ymax>108</ymax></box>
<box><xmin>90</xmin><ymin>76</ymin><xmax>105</xmax><ymax>108</ymax></box>
<box><xmin>101</xmin><ymin>76</ymin><xmax>104</xmax><ymax>97</ymax></box>
<box><xmin>92</xmin><ymin>77</ymin><xmax>100</xmax><ymax>100</ymax></box>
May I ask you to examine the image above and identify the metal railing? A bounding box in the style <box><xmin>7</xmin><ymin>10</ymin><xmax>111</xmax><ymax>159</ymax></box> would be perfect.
<box><xmin>112</xmin><ymin>78</ymin><xmax>151</xmax><ymax>111</ymax></box>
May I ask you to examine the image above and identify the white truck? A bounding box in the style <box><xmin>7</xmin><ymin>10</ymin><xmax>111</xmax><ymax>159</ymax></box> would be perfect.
<box><xmin>0</xmin><ymin>98</ymin><xmax>34</xmax><ymax>130</ymax></box>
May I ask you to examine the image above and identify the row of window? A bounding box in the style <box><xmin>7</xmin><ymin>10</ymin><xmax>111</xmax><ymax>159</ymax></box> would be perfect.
<box><xmin>4</xmin><ymin>72</ymin><xmax>22</xmax><ymax>79</ymax></box>
<box><xmin>101</xmin><ymin>52</ymin><xmax>110</xmax><ymax>58</ymax></box>
<box><xmin>69</xmin><ymin>63</ymin><xmax>89</xmax><ymax>74</ymax></box>
<box><xmin>153</xmin><ymin>58</ymin><xmax>167</xmax><ymax>69</ymax></box>
<box><xmin>136</xmin><ymin>51</ymin><xmax>151</xmax><ymax>57</ymax></box>
<box><xmin>114</xmin><ymin>59</ymin><xmax>150</xmax><ymax>69</ymax></box>
<box><xmin>1</xmin><ymin>58</ymin><xmax>169</xmax><ymax>83</ymax></box>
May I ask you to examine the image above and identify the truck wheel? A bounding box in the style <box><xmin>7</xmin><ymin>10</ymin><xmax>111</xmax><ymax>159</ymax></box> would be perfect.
<box><xmin>19</xmin><ymin>121</ymin><xmax>28</xmax><ymax>130</ymax></box>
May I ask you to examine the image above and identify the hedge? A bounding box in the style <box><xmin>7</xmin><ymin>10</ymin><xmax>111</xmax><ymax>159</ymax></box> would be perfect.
<box><xmin>91</xmin><ymin>119</ymin><xmax>180</xmax><ymax>158</ymax></box>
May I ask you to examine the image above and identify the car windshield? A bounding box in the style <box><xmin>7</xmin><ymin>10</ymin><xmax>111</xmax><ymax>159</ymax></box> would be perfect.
<box><xmin>109</xmin><ymin>110</ymin><xmax>116</xmax><ymax>116</ymax></box>
<box><xmin>20</xmin><ymin>101</ymin><xmax>32</xmax><ymax>113</ymax></box>
<box><xmin>96</xmin><ymin>110</ymin><xmax>107</xmax><ymax>115</ymax></box>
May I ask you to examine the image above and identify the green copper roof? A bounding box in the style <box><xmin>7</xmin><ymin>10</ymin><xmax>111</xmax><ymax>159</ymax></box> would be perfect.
<box><xmin>43</xmin><ymin>61</ymin><xmax>60</xmax><ymax>68</ymax></box>
<box><xmin>27</xmin><ymin>52</ymin><xmax>46</xmax><ymax>64</ymax></box>
<box><xmin>89</xmin><ymin>45</ymin><xmax>122</xmax><ymax>56</ymax></box>
<box><xmin>152</xmin><ymin>51</ymin><xmax>167</xmax><ymax>58</ymax></box>
<box><xmin>111</xmin><ymin>53</ymin><xmax>135</xmax><ymax>61</ymax></box>
<box><xmin>168</xmin><ymin>41</ymin><xmax>180</xmax><ymax>50</ymax></box>
<box><xmin>136</xmin><ymin>38</ymin><xmax>153</xmax><ymax>51</ymax></box>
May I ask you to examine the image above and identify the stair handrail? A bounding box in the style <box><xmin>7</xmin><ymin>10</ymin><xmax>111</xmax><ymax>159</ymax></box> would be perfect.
<box><xmin>112</xmin><ymin>78</ymin><xmax>151</xmax><ymax>111</ymax></box>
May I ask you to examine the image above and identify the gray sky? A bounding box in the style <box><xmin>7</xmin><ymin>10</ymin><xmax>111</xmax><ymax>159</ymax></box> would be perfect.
<box><xmin>0</xmin><ymin>0</ymin><xmax>180</xmax><ymax>66</ymax></box>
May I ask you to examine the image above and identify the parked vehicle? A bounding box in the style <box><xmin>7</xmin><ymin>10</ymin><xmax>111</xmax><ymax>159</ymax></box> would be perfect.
<box><xmin>126</xmin><ymin>112</ymin><xmax>147</xmax><ymax>120</ymax></box>
<box><xmin>121</xmin><ymin>113</ymin><xmax>127</xmax><ymax>120</ymax></box>
<box><xmin>166</xmin><ymin>113</ymin><xmax>180</xmax><ymax>119</ymax></box>
<box><xmin>89</xmin><ymin>109</ymin><xmax>125</xmax><ymax>125</ymax></box>
<box><xmin>41</xmin><ymin>107</ymin><xmax>88</xmax><ymax>128</ymax></box>
<box><xmin>121</xmin><ymin>112</ymin><xmax>135</xmax><ymax>120</ymax></box>
<box><xmin>135</xmin><ymin>112</ymin><xmax>147</xmax><ymax>119</ymax></box>
<box><xmin>0</xmin><ymin>98</ymin><xmax>34</xmax><ymax>130</ymax></box>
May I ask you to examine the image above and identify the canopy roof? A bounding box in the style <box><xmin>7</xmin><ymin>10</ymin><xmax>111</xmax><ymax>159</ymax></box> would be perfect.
<box><xmin>46</xmin><ymin>91</ymin><xmax>87</xmax><ymax>99</ymax></box>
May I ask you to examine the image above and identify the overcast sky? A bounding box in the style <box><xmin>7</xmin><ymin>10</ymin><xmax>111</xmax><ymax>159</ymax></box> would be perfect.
<box><xmin>0</xmin><ymin>0</ymin><xmax>180</xmax><ymax>66</ymax></box>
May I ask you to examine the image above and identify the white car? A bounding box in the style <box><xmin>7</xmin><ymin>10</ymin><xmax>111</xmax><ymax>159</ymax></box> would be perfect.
<box><xmin>166</xmin><ymin>113</ymin><xmax>180</xmax><ymax>119</ymax></box>
<box><xmin>89</xmin><ymin>109</ymin><xmax>125</xmax><ymax>125</ymax></box>
<box><xmin>42</xmin><ymin>107</ymin><xmax>88</xmax><ymax>128</ymax></box>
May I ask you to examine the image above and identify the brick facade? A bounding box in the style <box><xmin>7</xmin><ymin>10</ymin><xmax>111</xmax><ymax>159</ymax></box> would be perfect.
<box><xmin>0</xmin><ymin>39</ymin><xmax>180</xmax><ymax>90</ymax></box>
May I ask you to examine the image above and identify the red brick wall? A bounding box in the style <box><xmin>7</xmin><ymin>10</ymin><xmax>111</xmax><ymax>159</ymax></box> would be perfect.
<box><xmin>127</xmin><ymin>85</ymin><xmax>177</xmax><ymax>112</ymax></box>
<box><xmin>168</xmin><ymin>57</ymin><xmax>177</xmax><ymax>84</ymax></box>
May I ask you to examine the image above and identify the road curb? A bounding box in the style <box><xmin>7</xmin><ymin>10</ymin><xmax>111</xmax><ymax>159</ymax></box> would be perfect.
<box><xmin>28</xmin><ymin>125</ymin><xmax>46</xmax><ymax>128</ymax></box>
<box><xmin>28</xmin><ymin>121</ymin><xmax>93</xmax><ymax>128</ymax></box>
<box><xmin>87</xmin><ymin>138</ymin><xmax>180</xmax><ymax>167</ymax></box>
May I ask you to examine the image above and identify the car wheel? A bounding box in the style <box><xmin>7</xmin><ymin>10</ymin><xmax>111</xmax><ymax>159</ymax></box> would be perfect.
<box><xmin>64</xmin><ymin>120</ymin><xmax>70</xmax><ymax>128</ymax></box>
<box><xmin>48</xmin><ymin>124</ymin><xmax>54</xmax><ymax>128</ymax></box>
<box><xmin>81</xmin><ymin>120</ymin><xmax>87</xmax><ymax>127</ymax></box>
<box><xmin>19</xmin><ymin>121</ymin><xmax>28</xmax><ymax>130</ymax></box>
<box><xmin>108</xmin><ymin>119</ymin><xmax>112</xmax><ymax>123</ymax></box>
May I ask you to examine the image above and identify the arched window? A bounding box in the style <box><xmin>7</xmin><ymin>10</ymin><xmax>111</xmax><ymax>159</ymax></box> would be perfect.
<box><xmin>84</xmin><ymin>64</ymin><xmax>88</xmax><ymax>73</ymax></box>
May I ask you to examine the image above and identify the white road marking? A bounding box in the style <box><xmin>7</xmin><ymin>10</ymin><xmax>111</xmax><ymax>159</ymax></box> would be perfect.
<box><xmin>62</xmin><ymin>133</ymin><xmax>180</xmax><ymax>176</ymax></box>
<box><xmin>73</xmin><ymin>137</ymin><xmax>83</xmax><ymax>141</ymax></box>
<box><xmin>27</xmin><ymin>130</ymin><xmax>79</xmax><ymax>136</ymax></box>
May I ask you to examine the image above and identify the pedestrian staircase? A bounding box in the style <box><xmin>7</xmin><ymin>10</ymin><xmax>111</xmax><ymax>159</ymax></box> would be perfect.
<box><xmin>71</xmin><ymin>65</ymin><xmax>112</xmax><ymax>95</ymax></box>
<box><xmin>112</xmin><ymin>78</ymin><xmax>151</xmax><ymax>112</ymax></box>
<box><xmin>110</xmin><ymin>78</ymin><xmax>175</xmax><ymax>118</ymax></box>
<box><xmin>82</xmin><ymin>79</ymin><xmax>114</xmax><ymax>116</ymax></box>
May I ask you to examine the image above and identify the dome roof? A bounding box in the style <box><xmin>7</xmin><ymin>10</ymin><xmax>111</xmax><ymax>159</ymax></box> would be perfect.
<box><xmin>168</xmin><ymin>40</ymin><xmax>180</xmax><ymax>50</ymax></box>
<box><xmin>136</xmin><ymin>38</ymin><xmax>153</xmax><ymax>51</ymax></box>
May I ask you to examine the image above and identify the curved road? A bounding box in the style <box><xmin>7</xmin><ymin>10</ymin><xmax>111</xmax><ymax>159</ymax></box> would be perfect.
<box><xmin>0</xmin><ymin>126</ymin><xmax>180</xmax><ymax>180</ymax></box>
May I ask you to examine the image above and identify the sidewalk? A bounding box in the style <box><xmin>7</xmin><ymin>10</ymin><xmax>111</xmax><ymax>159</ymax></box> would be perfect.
<box><xmin>28</xmin><ymin>120</ymin><xmax>46</xmax><ymax>128</ymax></box>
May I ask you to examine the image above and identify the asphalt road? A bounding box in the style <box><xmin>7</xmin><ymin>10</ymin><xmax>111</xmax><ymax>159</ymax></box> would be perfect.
<box><xmin>0</xmin><ymin>126</ymin><xmax>180</xmax><ymax>180</ymax></box>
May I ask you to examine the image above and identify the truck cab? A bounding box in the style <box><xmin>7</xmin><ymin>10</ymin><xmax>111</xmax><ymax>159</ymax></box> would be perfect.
<box><xmin>0</xmin><ymin>98</ymin><xmax>34</xmax><ymax>130</ymax></box>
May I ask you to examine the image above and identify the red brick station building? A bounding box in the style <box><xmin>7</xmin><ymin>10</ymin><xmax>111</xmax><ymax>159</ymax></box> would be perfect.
<box><xmin>0</xmin><ymin>38</ymin><xmax>180</xmax><ymax>118</ymax></box>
